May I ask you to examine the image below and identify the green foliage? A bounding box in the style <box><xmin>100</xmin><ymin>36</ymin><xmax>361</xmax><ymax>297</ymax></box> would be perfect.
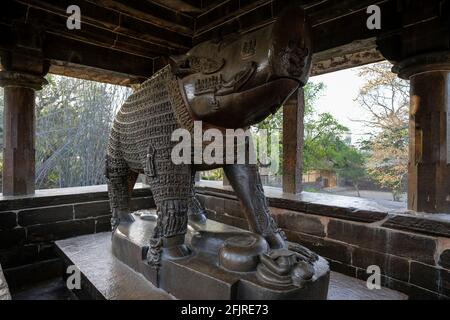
<box><xmin>252</xmin><ymin>81</ymin><xmax>367</xmax><ymax>191</ymax></box>
<box><xmin>201</xmin><ymin>169</ymin><xmax>223</xmax><ymax>181</ymax></box>
<box><xmin>252</xmin><ymin>82</ymin><xmax>327</xmax><ymax>176</ymax></box>
<box><xmin>304</xmin><ymin>112</ymin><xmax>367</xmax><ymax>191</ymax></box>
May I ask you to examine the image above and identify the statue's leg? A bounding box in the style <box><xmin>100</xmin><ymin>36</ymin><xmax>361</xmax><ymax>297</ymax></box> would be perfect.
<box><xmin>105</xmin><ymin>156</ymin><xmax>136</xmax><ymax>231</ymax></box>
<box><xmin>223</xmin><ymin>164</ymin><xmax>287</xmax><ymax>249</ymax></box>
<box><xmin>188</xmin><ymin>169</ymin><xmax>207</xmax><ymax>224</ymax></box>
<box><xmin>143</xmin><ymin>154</ymin><xmax>193</xmax><ymax>268</ymax></box>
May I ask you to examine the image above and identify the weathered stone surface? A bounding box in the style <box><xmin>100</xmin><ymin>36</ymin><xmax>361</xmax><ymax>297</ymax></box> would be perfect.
<box><xmin>328</xmin><ymin>272</ymin><xmax>407</xmax><ymax>300</ymax></box>
<box><xmin>439</xmin><ymin>250</ymin><xmax>450</xmax><ymax>269</ymax></box>
<box><xmin>0</xmin><ymin>211</ymin><xmax>17</xmax><ymax>230</ymax></box>
<box><xmin>328</xmin><ymin>220</ymin><xmax>436</xmax><ymax>265</ymax></box>
<box><xmin>18</xmin><ymin>205</ymin><xmax>74</xmax><ymax>226</ymax></box>
<box><xmin>410</xmin><ymin>262</ymin><xmax>450</xmax><ymax>297</ymax></box>
<box><xmin>56</xmin><ymin>232</ymin><xmax>174</xmax><ymax>300</ymax></box>
<box><xmin>272</xmin><ymin>209</ymin><xmax>326</xmax><ymax>237</ymax></box>
<box><xmin>74</xmin><ymin>201</ymin><xmax>110</xmax><ymax>219</ymax></box>
<box><xmin>383</xmin><ymin>213</ymin><xmax>450</xmax><ymax>237</ymax></box>
<box><xmin>27</xmin><ymin>219</ymin><xmax>95</xmax><ymax>243</ymax></box>
<box><xmin>0</xmin><ymin>228</ymin><xmax>26</xmax><ymax>249</ymax></box>
<box><xmin>283</xmin><ymin>229</ymin><xmax>352</xmax><ymax>264</ymax></box>
<box><xmin>352</xmin><ymin>247</ymin><xmax>410</xmax><ymax>283</ymax></box>
<box><xmin>0</xmin><ymin>264</ymin><xmax>11</xmax><ymax>300</ymax></box>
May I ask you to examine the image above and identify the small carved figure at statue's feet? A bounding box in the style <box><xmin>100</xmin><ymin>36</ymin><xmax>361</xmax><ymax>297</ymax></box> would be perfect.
<box><xmin>288</xmin><ymin>242</ymin><xmax>319</xmax><ymax>264</ymax></box>
<box><xmin>264</xmin><ymin>232</ymin><xmax>289</xmax><ymax>250</ymax></box>
<box><xmin>256</xmin><ymin>248</ymin><xmax>315</xmax><ymax>288</ymax></box>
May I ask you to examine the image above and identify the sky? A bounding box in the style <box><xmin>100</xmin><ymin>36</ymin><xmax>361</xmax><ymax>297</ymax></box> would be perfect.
<box><xmin>309</xmin><ymin>65</ymin><xmax>374</xmax><ymax>144</ymax></box>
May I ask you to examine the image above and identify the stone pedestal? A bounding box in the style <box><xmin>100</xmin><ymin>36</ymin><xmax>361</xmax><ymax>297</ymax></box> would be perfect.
<box><xmin>0</xmin><ymin>71</ymin><xmax>47</xmax><ymax>196</ymax></box>
<box><xmin>111</xmin><ymin>210</ymin><xmax>330</xmax><ymax>300</ymax></box>
<box><xmin>393</xmin><ymin>52</ymin><xmax>450</xmax><ymax>213</ymax></box>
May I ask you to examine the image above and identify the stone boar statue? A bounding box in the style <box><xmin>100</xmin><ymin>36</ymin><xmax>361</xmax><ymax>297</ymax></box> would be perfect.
<box><xmin>106</xmin><ymin>6</ymin><xmax>312</xmax><ymax>267</ymax></box>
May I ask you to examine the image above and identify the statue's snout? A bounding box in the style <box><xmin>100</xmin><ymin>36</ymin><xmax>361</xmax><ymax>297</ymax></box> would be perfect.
<box><xmin>172</xmin><ymin>6</ymin><xmax>313</xmax><ymax>128</ymax></box>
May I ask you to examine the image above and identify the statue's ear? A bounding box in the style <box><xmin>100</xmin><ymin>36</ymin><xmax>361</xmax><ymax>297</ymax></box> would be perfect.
<box><xmin>168</xmin><ymin>54</ymin><xmax>195</xmax><ymax>77</ymax></box>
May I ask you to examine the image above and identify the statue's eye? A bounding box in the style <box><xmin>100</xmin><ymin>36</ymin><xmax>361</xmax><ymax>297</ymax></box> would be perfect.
<box><xmin>180</xmin><ymin>59</ymin><xmax>191</xmax><ymax>69</ymax></box>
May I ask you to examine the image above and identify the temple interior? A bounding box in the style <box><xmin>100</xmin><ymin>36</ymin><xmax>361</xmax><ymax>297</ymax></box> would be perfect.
<box><xmin>0</xmin><ymin>0</ymin><xmax>449</xmax><ymax>301</ymax></box>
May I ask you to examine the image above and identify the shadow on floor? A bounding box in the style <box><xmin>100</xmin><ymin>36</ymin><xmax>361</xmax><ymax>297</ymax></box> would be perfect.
<box><xmin>12</xmin><ymin>278</ymin><xmax>77</xmax><ymax>300</ymax></box>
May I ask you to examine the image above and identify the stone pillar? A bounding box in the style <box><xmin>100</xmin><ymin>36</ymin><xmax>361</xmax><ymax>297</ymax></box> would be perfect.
<box><xmin>0</xmin><ymin>71</ymin><xmax>47</xmax><ymax>196</ymax></box>
<box><xmin>393</xmin><ymin>52</ymin><xmax>450</xmax><ymax>213</ymax></box>
<box><xmin>283</xmin><ymin>88</ymin><xmax>305</xmax><ymax>194</ymax></box>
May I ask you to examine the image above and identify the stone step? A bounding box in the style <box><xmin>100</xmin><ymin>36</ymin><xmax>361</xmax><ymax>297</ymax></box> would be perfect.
<box><xmin>55</xmin><ymin>232</ymin><xmax>407</xmax><ymax>300</ymax></box>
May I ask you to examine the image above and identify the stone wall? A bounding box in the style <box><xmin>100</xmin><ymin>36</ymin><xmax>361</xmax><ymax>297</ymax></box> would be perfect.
<box><xmin>0</xmin><ymin>185</ymin><xmax>154</xmax><ymax>291</ymax></box>
<box><xmin>195</xmin><ymin>183</ymin><xmax>450</xmax><ymax>300</ymax></box>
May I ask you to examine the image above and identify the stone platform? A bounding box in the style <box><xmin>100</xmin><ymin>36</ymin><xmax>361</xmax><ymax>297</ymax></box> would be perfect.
<box><xmin>56</xmin><ymin>215</ymin><xmax>406</xmax><ymax>300</ymax></box>
<box><xmin>110</xmin><ymin>211</ymin><xmax>329</xmax><ymax>300</ymax></box>
<box><xmin>56</xmin><ymin>230</ymin><xmax>407</xmax><ymax>300</ymax></box>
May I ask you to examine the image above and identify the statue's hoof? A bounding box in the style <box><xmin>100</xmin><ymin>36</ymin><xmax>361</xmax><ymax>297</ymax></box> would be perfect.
<box><xmin>161</xmin><ymin>235</ymin><xmax>192</xmax><ymax>260</ymax></box>
<box><xmin>162</xmin><ymin>244</ymin><xmax>192</xmax><ymax>260</ymax></box>
<box><xmin>218</xmin><ymin>234</ymin><xmax>269</xmax><ymax>273</ymax></box>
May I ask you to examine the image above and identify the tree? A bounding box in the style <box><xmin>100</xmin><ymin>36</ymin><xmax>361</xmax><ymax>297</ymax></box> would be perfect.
<box><xmin>356</xmin><ymin>62</ymin><xmax>409</xmax><ymax>201</ymax></box>
<box><xmin>252</xmin><ymin>82</ymin><xmax>325</xmax><ymax>177</ymax></box>
<box><xmin>334</xmin><ymin>144</ymin><xmax>367</xmax><ymax>197</ymax></box>
<box><xmin>34</xmin><ymin>75</ymin><xmax>132</xmax><ymax>189</ymax></box>
<box><xmin>363</xmin><ymin>128</ymin><xmax>408</xmax><ymax>201</ymax></box>
<box><xmin>304</xmin><ymin>112</ymin><xmax>367</xmax><ymax>193</ymax></box>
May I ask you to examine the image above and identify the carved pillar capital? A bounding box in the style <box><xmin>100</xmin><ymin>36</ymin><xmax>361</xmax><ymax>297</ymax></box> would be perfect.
<box><xmin>0</xmin><ymin>70</ymin><xmax>48</xmax><ymax>90</ymax></box>
<box><xmin>392</xmin><ymin>51</ymin><xmax>450</xmax><ymax>79</ymax></box>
